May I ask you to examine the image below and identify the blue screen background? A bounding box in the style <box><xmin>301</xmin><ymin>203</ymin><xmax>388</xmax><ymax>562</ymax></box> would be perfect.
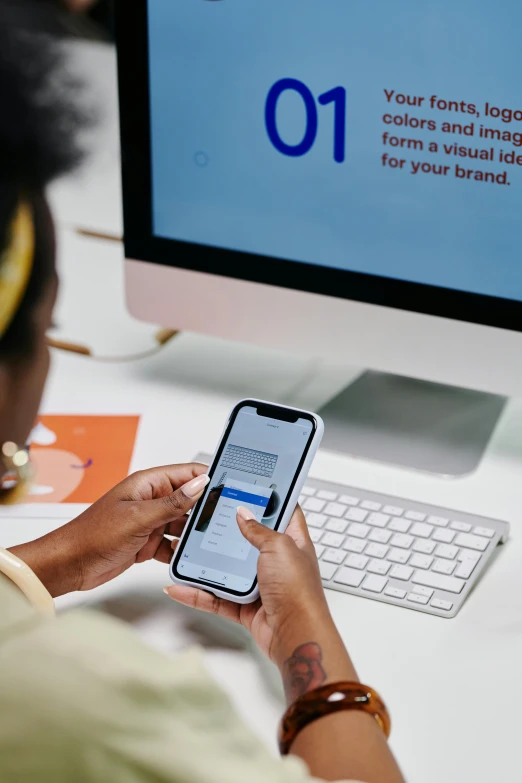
<box><xmin>148</xmin><ymin>0</ymin><xmax>522</xmax><ymax>302</ymax></box>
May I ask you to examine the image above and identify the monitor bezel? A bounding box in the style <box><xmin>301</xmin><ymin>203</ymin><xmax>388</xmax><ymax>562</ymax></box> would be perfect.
<box><xmin>116</xmin><ymin>1</ymin><xmax>522</xmax><ymax>335</ymax></box>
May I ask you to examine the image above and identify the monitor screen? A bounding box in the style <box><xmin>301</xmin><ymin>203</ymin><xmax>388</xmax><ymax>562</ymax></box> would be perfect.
<box><xmin>146</xmin><ymin>0</ymin><xmax>522</xmax><ymax>305</ymax></box>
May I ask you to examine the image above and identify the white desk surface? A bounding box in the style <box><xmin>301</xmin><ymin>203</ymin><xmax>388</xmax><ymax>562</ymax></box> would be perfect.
<box><xmin>3</xmin><ymin>41</ymin><xmax>522</xmax><ymax>783</ymax></box>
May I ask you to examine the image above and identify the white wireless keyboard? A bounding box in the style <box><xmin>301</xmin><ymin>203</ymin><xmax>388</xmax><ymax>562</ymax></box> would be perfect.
<box><xmin>299</xmin><ymin>479</ymin><xmax>509</xmax><ymax>618</ymax></box>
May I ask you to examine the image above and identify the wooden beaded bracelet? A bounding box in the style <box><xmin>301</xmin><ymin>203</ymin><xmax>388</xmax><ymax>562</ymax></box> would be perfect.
<box><xmin>278</xmin><ymin>681</ymin><xmax>391</xmax><ymax>756</ymax></box>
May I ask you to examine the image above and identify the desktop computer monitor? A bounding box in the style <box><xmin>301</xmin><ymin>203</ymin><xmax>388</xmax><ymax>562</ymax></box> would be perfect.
<box><xmin>116</xmin><ymin>0</ymin><xmax>522</xmax><ymax>476</ymax></box>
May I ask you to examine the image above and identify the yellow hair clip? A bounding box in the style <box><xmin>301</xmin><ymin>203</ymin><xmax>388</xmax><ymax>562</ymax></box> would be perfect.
<box><xmin>0</xmin><ymin>202</ymin><xmax>35</xmax><ymax>340</ymax></box>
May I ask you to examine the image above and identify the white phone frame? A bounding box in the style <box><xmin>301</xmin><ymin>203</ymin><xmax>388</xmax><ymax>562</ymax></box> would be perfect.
<box><xmin>169</xmin><ymin>398</ymin><xmax>324</xmax><ymax>604</ymax></box>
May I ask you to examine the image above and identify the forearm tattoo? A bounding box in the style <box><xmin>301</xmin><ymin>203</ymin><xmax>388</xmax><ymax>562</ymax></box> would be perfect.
<box><xmin>283</xmin><ymin>642</ymin><xmax>326</xmax><ymax>704</ymax></box>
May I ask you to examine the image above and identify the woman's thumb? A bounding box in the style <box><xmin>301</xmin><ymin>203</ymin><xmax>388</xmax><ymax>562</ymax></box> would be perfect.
<box><xmin>236</xmin><ymin>507</ymin><xmax>277</xmax><ymax>550</ymax></box>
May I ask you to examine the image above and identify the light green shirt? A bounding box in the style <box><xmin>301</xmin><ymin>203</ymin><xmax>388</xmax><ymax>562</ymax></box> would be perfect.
<box><xmin>0</xmin><ymin>576</ymin><xmax>359</xmax><ymax>783</ymax></box>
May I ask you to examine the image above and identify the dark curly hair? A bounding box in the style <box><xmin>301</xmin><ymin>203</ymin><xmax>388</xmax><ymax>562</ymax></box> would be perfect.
<box><xmin>0</xmin><ymin>0</ymin><xmax>84</xmax><ymax>358</ymax></box>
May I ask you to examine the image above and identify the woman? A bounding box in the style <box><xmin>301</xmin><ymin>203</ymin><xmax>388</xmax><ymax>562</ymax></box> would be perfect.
<box><xmin>0</xmin><ymin>3</ymin><xmax>405</xmax><ymax>782</ymax></box>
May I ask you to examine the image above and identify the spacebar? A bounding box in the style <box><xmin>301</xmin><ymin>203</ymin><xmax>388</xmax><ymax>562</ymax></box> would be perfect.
<box><xmin>412</xmin><ymin>571</ymin><xmax>465</xmax><ymax>594</ymax></box>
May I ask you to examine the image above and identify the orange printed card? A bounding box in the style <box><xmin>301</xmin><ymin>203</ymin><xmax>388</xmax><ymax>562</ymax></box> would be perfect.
<box><xmin>26</xmin><ymin>415</ymin><xmax>140</xmax><ymax>504</ymax></box>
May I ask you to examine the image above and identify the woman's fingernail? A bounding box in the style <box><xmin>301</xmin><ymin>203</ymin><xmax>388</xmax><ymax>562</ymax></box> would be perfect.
<box><xmin>182</xmin><ymin>474</ymin><xmax>210</xmax><ymax>498</ymax></box>
<box><xmin>237</xmin><ymin>506</ymin><xmax>256</xmax><ymax>522</ymax></box>
<box><xmin>163</xmin><ymin>586</ymin><xmax>172</xmax><ymax>595</ymax></box>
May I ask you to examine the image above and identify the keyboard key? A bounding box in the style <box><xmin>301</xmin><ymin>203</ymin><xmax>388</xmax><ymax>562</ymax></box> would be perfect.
<box><xmin>322</xmin><ymin>532</ymin><xmax>344</xmax><ymax>548</ymax></box>
<box><xmin>454</xmin><ymin>533</ymin><xmax>489</xmax><ymax>551</ymax></box>
<box><xmin>324</xmin><ymin>502</ymin><xmax>347</xmax><ymax>518</ymax></box>
<box><xmin>345</xmin><ymin>554</ymin><xmax>369</xmax><ymax>570</ymax></box>
<box><xmin>369</xmin><ymin>528</ymin><xmax>392</xmax><ymax>544</ymax></box>
<box><xmin>412</xmin><ymin>585</ymin><xmax>434</xmax><ymax>599</ymax></box>
<box><xmin>474</xmin><ymin>526</ymin><xmax>495</xmax><ymax>539</ymax></box>
<box><xmin>306</xmin><ymin>512</ymin><xmax>327</xmax><ymax>528</ymax></box>
<box><xmin>389</xmin><ymin>518</ymin><xmax>411</xmax><ymax>533</ymax></box>
<box><xmin>345</xmin><ymin>508</ymin><xmax>368</xmax><ymax>522</ymax></box>
<box><xmin>412</xmin><ymin>539</ymin><xmax>436</xmax><ymax>555</ymax></box>
<box><xmin>430</xmin><ymin>598</ymin><xmax>453</xmax><ymax>611</ymax></box>
<box><xmin>343</xmin><ymin>537</ymin><xmax>367</xmax><ymax>554</ymax></box>
<box><xmin>299</xmin><ymin>495</ymin><xmax>305</xmax><ymax>505</ymax></box>
<box><xmin>412</xmin><ymin>571</ymin><xmax>464</xmax><ymax>594</ymax></box>
<box><xmin>432</xmin><ymin>558</ymin><xmax>457</xmax><ymax>575</ymax></box>
<box><xmin>405</xmin><ymin>511</ymin><xmax>426</xmax><ymax>522</ymax></box>
<box><xmin>313</xmin><ymin>544</ymin><xmax>325</xmax><ymax>559</ymax></box>
<box><xmin>427</xmin><ymin>516</ymin><xmax>449</xmax><ymax>527</ymax></box>
<box><xmin>304</xmin><ymin>498</ymin><xmax>326</xmax><ymax>512</ymax></box>
<box><xmin>362</xmin><ymin>575</ymin><xmax>388</xmax><ymax>593</ymax></box>
<box><xmin>367</xmin><ymin>512</ymin><xmax>390</xmax><ymax>528</ymax></box>
<box><xmin>409</xmin><ymin>554</ymin><xmax>433</xmax><ymax>570</ymax></box>
<box><xmin>450</xmin><ymin>521</ymin><xmax>472</xmax><ymax>533</ymax></box>
<box><xmin>317</xmin><ymin>490</ymin><xmax>338</xmax><ymax>501</ymax></box>
<box><xmin>334</xmin><ymin>567</ymin><xmax>365</xmax><ymax>588</ymax></box>
<box><xmin>390</xmin><ymin>533</ymin><xmax>414</xmax><ymax>549</ymax></box>
<box><xmin>361</xmin><ymin>500</ymin><xmax>381</xmax><ymax>511</ymax></box>
<box><xmin>367</xmin><ymin>559</ymin><xmax>391</xmax><ymax>575</ymax></box>
<box><xmin>410</xmin><ymin>522</ymin><xmax>433</xmax><ymax>538</ymax></box>
<box><xmin>407</xmin><ymin>593</ymin><xmax>429</xmax><ymax>605</ymax></box>
<box><xmin>347</xmin><ymin>523</ymin><xmax>370</xmax><ymax>539</ymax></box>
<box><xmin>383</xmin><ymin>505</ymin><xmax>404</xmax><ymax>516</ymax></box>
<box><xmin>457</xmin><ymin>548</ymin><xmax>481</xmax><ymax>563</ymax></box>
<box><xmin>309</xmin><ymin>528</ymin><xmax>323</xmax><ymax>543</ymax></box>
<box><xmin>326</xmin><ymin>518</ymin><xmax>349</xmax><ymax>534</ymax></box>
<box><xmin>455</xmin><ymin>559</ymin><xmax>478</xmax><ymax>579</ymax></box>
<box><xmin>390</xmin><ymin>565</ymin><xmax>413</xmax><ymax>581</ymax></box>
<box><xmin>435</xmin><ymin>544</ymin><xmax>458</xmax><ymax>560</ymax></box>
<box><xmin>301</xmin><ymin>486</ymin><xmax>316</xmax><ymax>496</ymax></box>
<box><xmin>319</xmin><ymin>561</ymin><xmax>338</xmax><ymax>580</ymax></box>
<box><xmin>384</xmin><ymin>586</ymin><xmax>407</xmax><ymax>599</ymax></box>
<box><xmin>388</xmin><ymin>548</ymin><xmax>411</xmax><ymax>564</ymax></box>
<box><xmin>339</xmin><ymin>495</ymin><xmax>359</xmax><ymax>506</ymax></box>
<box><xmin>432</xmin><ymin>528</ymin><xmax>456</xmax><ymax>544</ymax></box>
<box><xmin>365</xmin><ymin>543</ymin><xmax>389</xmax><ymax>559</ymax></box>
<box><xmin>323</xmin><ymin>548</ymin><xmax>347</xmax><ymax>565</ymax></box>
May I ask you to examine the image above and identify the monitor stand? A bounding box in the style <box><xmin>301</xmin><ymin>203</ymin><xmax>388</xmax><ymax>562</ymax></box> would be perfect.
<box><xmin>318</xmin><ymin>371</ymin><xmax>507</xmax><ymax>477</ymax></box>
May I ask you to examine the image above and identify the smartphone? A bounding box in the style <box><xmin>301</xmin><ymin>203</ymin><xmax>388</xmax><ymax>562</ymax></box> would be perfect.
<box><xmin>170</xmin><ymin>399</ymin><xmax>324</xmax><ymax>604</ymax></box>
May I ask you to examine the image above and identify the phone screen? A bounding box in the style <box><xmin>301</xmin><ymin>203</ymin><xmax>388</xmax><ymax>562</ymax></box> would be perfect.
<box><xmin>172</xmin><ymin>403</ymin><xmax>315</xmax><ymax>595</ymax></box>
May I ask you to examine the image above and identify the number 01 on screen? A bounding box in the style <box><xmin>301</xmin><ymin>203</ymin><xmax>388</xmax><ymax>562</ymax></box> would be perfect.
<box><xmin>265</xmin><ymin>78</ymin><xmax>347</xmax><ymax>163</ymax></box>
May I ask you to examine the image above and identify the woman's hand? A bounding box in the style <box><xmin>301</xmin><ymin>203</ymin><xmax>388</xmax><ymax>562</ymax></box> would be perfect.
<box><xmin>164</xmin><ymin>505</ymin><xmax>331</xmax><ymax>662</ymax></box>
<box><xmin>9</xmin><ymin>463</ymin><xmax>209</xmax><ymax>597</ymax></box>
<box><xmin>166</xmin><ymin>506</ymin><xmax>405</xmax><ymax>782</ymax></box>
